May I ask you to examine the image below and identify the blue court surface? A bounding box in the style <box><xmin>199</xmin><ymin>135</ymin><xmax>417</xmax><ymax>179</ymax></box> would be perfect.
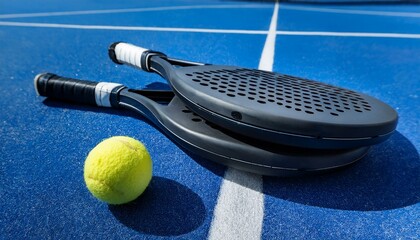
<box><xmin>1</xmin><ymin>0</ymin><xmax>419</xmax><ymax>239</ymax></box>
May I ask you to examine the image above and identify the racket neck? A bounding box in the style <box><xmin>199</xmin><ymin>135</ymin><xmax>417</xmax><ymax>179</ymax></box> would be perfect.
<box><xmin>149</xmin><ymin>57</ymin><xmax>176</xmax><ymax>80</ymax></box>
<box><xmin>166</xmin><ymin>57</ymin><xmax>207</xmax><ymax>67</ymax></box>
<box><xmin>117</xmin><ymin>88</ymin><xmax>173</xmax><ymax>129</ymax></box>
<box><xmin>126</xmin><ymin>89</ymin><xmax>175</xmax><ymax>104</ymax></box>
<box><xmin>150</xmin><ymin>56</ymin><xmax>207</xmax><ymax>79</ymax></box>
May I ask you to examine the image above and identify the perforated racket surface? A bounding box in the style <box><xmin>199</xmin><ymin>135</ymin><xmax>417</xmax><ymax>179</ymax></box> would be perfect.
<box><xmin>35</xmin><ymin>73</ymin><xmax>369</xmax><ymax>176</ymax></box>
<box><xmin>110</xmin><ymin>42</ymin><xmax>398</xmax><ymax>149</ymax></box>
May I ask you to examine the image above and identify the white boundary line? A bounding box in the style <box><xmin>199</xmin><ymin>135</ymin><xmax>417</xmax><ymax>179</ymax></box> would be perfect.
<box><xmin>277</xmin><ymin>30</ymin><xmax>420</xmax><ymax>39</ymax></box>
<box><xmin>0</xmin><ymin>4</ymin><xmax>270</xmax><ymax>19</ymax></box>
<box><xmin>1</xmin><ymin>4</ymin><xmax>418</xmax><ymax>19</ymax></box>
<box><xmin>207</xmin><ymin>169</ymin><xmax>265</xmax><ymax>240</ymax></box>
<box><xmin>259</xmin><ymin>3</ymin><xmax>279</xmax><ymax>71</ymax></box>
<box><xmin>1</xmin><ymin>21</ymin><xmax>419</xmax><ymax>39</ymax></box>
<box><xmin>281</xmin><ymin>5</ymin><xmax>420</xmax><ymax>18</ymax></box>
<box><xmin>0</xmin><ymin>21</ymin><xmax>267</xmax><ymax>34</ymax></box>
<box><xmin>207</xmin><ymin>2</ymin><xmax>279</xmax><ymax>240</ymax></box>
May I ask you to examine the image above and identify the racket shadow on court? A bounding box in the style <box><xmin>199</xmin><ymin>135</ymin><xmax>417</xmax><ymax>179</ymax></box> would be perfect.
<box><xmin>188</xmin><ymin>130</ymin><xmax>420</xmax><ymax>211</ymax></box>
<box><xmin>263</xmin><ymin>131</ymin><xmax>420</xmax><ymax>211</ymax></box>
<box><xmin>40</xmin><ymin>82</ymin><xmax>418</xmax><ymax>211</ymax></box>
<box><xmin>42</xmin><ymin>98</ymin><xmax>419</xmax><ymax>211</ymax></box>
<box><xmin>108</xmin><ymin>176</ymin><xmax>206</xmax><ymax>236</ymax></box>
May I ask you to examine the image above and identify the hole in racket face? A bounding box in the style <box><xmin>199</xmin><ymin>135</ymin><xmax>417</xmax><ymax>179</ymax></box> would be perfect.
<box><xmin>186</xmin><ymin>68</ymin><xmax>372</xmax><ymax>117</ymax></box>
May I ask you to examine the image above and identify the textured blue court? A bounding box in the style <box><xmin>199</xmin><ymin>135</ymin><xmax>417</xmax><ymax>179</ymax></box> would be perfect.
<box><xmin>1</xmin><ymin>1</ymin><xmax>419</xmax><ymax>239</ymax></box>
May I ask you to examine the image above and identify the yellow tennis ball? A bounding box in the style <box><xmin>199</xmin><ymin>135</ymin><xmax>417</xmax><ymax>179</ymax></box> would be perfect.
<box><xmin>84</xmin><ymin>136</ymin><xmax>152</xmax><ymax>205</ymax></box>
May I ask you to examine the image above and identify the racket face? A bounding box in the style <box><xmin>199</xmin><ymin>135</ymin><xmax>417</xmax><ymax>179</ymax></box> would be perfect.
<box><xmin>121</xmin><ymin>90</ymin><xmax>369</xmax><ymax>176</ymax></box>
<box><xmin>168</xmin><ymin>65</ymin><xmax>398</xmax><ymax>149</ymax></box>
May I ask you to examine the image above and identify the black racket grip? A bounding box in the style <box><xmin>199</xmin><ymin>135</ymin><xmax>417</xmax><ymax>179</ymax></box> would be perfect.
<box><xmin>34</xmin><ymin>73</ymin><xmax>98</xmax><ymax>105</ymax></box>
<box><xmin>35</xmin><ymin>73</ymin><xmax>125</xmax><ymax>107</ymax></box>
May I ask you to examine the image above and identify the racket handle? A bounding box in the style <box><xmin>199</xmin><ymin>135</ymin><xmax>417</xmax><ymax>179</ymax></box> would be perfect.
<box><xmin>34</xmin><ymin>73</ymin><xmax>124</xmax><ymax>107</ymax></box>
<box><xmin>108</xmin><ymin>42</ymin><xmax>166</xmax><ymax>72</ymax></box>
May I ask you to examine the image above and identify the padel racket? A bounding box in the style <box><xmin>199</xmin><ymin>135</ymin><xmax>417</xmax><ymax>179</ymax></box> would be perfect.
<box><xmin>109</xmin><ymin>42</ymin><xmax>398</xmax><ymax>149</ymax></box>
<box><xmin>34</xmin><ymin>73</ymin><xmax>369</xmax><ymax>176</ymax></box>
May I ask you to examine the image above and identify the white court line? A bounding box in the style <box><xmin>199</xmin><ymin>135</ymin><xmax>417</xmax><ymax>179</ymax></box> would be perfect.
<box><xmin>1</xmin><ymin>4</ymin><xmax>418</xmax><ymax>20</ymax></box>
<box><xmin>281</xmin><ymin>5</ymin><xmax>420</xmax><ymax>18</ymax></box>
<box><xmin>0</xmin><ymin>21</ymin><xmax>267</xmax><ymax>34</ymax></box>
<box><xmin>277</xmin><ymin>30</ymin><xmax>420</xmax><ymax>39</ymax></box>
<box><xmin>207</xmin><ymin>170</ymin><xmax>265</xmax><ymax>240</ymax></box>
<box><xmin>259</xmin><ymin>3</ymin><xmax>279</xmax><ymax>71</ymax></box>
<box><xmin>1</xmin><ymin>21</ymin><xmax>420</xmax><ymax>39</ymax></box>
<box><xmin>207</xmin><ymin>2</ymin><xmax>279</xmax><ymax>240</ymax></box>
<box><xmin>0</xmin><ymin>4</ymin><xmax>270</xmax><ymax>19</ymax></box>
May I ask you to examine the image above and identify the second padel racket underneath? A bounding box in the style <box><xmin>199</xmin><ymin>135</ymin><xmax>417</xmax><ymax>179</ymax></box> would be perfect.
<box><xmin>109</xmin><ymin>42</ymin><xmax>398</xmax><ymax>149</ymax></box>
<box><xmin>34</xmin><ymin>73</ymin><xmax>369</xmax><ymax>176</ymax></box>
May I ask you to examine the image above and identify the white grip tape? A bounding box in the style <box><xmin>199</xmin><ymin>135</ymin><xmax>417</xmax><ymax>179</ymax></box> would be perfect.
<box><xmin>95</xmin><ymin>82</ymin><xmax>123</xmax><ymax>107</ymax></box>
<box><xmin>114</xmin><ymin>43</ymin><xmax>148</xmax><ymax>69</ymax></box>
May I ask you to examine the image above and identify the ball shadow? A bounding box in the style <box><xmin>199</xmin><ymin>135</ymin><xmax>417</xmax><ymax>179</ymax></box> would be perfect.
<box><xmin>108</xmin><ymin>177</ymin><xmax>206</xmax><ymax>236</ymax></box>
<box><xmin>263</xmin><ymin>131</ymin><xmax>420</xmax><ymax>211</ymax></box>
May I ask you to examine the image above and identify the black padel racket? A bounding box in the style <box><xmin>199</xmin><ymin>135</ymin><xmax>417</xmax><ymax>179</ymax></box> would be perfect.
<box><xmin>34</xmin><ymin>73</ymin><xmax>369</xmax><ymax>176</ymax></box>
<box><xmin>109</xmin><ymin>42</ymin><xmax>398</xmax><ymax>149</ymax></box>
